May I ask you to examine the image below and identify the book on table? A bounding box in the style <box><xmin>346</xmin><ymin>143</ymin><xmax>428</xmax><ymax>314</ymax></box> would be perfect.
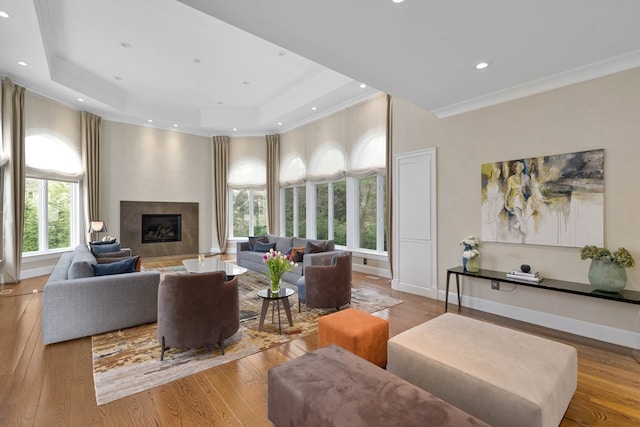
<box><xmin>507</xmin><ymin>269</ymin><xmax>544</xmax><ymax>283</ymax></box>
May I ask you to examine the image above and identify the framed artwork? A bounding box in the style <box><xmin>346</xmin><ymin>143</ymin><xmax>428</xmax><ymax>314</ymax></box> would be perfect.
<box><xmin>481</xmin><ymin>149</ymin><xmax>604</xmax><ymax>247</ymax></box>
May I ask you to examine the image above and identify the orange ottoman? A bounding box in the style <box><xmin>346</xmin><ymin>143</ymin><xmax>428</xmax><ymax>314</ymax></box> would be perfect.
<box><xmin>317</xmin><ymin>308</ymin><xmax>389</xmax><ymax>367</ymax></box>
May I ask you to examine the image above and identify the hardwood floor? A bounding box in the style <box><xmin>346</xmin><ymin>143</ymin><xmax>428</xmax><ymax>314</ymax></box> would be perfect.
<box><xmin>1</xmin><ymin>255</ymin><xmax>639</xmax><ymax>426</ymax></box>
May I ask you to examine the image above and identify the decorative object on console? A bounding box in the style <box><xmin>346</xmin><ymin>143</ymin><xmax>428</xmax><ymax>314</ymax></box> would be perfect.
<box><xmin>580</xmin><ymin>245</ymin><xmax>635</xmax><ymax>292</ymax></box>
<box><xmin>263</xmin><ymin>249</ymin><xmax>298</xmax><ymax>294</ymax></box>
<box><xmin>460</xmin><ymin>236</ymin><xmax>480</xmax><ymax>272</ymax></box>
<box><xmin>88</xmin><ymin>220</ymin><xmax>108</xmax><ymax>242</ymax></box>
<box><xmin>506</xmin><ymin>268</ymin><xmax>543</xmax><ymax>283</ymax></box>
<box><xmin>520</xmin><ymin>264</ymin><xmax>531</xmax><ymax>273</ymax></box>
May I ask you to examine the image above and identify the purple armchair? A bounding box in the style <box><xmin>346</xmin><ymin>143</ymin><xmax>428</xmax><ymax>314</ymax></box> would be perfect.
<box><xmin>157</xmin><ymin>271</ymin><xmax>239</xmax><ymax>361</ymax></box>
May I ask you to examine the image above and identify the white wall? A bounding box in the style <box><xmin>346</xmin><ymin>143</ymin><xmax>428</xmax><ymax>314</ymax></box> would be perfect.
<box><xmin>392</xmin><ymin>68</ymin><xmax>640</xmax><ymax>348</ymax></box>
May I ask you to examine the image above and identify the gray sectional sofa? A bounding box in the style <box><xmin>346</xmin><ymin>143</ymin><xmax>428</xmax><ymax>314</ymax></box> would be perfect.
<box><xmin>236</xmin><ymin>234</ymin><xmax>342</xmax><ymax>284</ymax></box>
<box><xmin>42</xmin><ymin>245</ymin><xmax>161</xmax><ymax>345</ymax></box>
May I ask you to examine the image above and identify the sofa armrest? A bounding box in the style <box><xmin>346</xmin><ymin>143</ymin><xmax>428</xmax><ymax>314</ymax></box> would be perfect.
<box><xmin>42</xmin><ymin>271</ymin><xmax>161</xmax><ymax>344</ymax></box>
<box><xmin>237</xmin><ymin>241</ymin><xmax>250</xmax><ymax>252</ymax></box>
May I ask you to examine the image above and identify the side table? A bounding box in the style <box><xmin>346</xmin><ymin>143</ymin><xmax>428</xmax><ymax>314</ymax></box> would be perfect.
<box><xmin>258</xmin><ymin>287</ymin><xmax>295</xmax><ymax>334</ymax></box>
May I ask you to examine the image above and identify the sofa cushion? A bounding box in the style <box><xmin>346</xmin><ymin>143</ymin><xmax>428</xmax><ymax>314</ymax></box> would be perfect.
<box><xmin>90</xmin><ymin>242</ymin><xmax>121</xmax><ymax>254</ymax></box>
<box><xmin>288</xmin><ymin>246</ymin><xmax>305</xmax><ymax>263</ymax></box>
<box><xmin>248</xmin><ymin>235</ymin><xmax>268</xmax><ymax>251</ymax></box>
<box><xmin>94</xmin><ymin>249</ymin><xmax>130</xmax><ymax>258</ymax></box>
<box><xmin>254</xmin><ymin>241</ymin><xmax>277</xmax><ymax>253</ymax></box>
<box><xmin>304</xmin><ymin>240</ymin><xmax>327</xmax><ymax>254</ymax></box>
<box><xmin>267</xmin><ymin>234</ymin><xmax>294</xmax><ymax>253</ymax></box>
<box><xmin>92</xmin><ymin>256</ymin><xmax>139</xmax><ymax>276</ymax></box>
<box><xmin>68</xmin><ymin>261</ymin><xmax>96</xmax><ymax>279</ymax></box>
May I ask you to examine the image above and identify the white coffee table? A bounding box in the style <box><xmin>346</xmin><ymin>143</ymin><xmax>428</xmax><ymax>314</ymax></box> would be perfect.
<box><xmin>182</xmin><ymin>257</ymin><xmax>248</xmax><ymax>278</ymax></box>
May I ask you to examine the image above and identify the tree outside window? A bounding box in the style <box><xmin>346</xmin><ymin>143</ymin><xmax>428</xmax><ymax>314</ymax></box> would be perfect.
<box><xmin>231</xmin><ymin>188</ymin><xmax>267</xmax><ymax>238</ymax></box>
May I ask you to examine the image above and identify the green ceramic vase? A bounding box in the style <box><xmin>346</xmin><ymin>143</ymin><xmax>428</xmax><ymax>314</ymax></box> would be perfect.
<box><xmin>588</xmin><ymin>259</ymin><xmax>627</xmax><ymax>292</ymax></box>
<box><xmin>466</xmin><ymin>256</ymin><xmax>480</xmax><ymax>273</ymax></box>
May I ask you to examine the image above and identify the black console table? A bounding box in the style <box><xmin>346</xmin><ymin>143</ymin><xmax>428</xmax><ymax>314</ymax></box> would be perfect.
<box><xmin>445</xmin><ymin>266</ymin><xmax>640</xmax><ymax>312</ymax></box>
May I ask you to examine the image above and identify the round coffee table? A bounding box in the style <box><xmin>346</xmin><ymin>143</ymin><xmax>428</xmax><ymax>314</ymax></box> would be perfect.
<box><xmin>258</xmin><ymin>287</ymin><xmax>295</xmax><ymax>334</ymax></box>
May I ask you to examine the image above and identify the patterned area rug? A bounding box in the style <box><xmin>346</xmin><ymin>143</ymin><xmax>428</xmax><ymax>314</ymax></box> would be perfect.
<box><xmin>92</xmin><ymin>269</ymin><xmax>403</xmax><ymax>405</ymax></box>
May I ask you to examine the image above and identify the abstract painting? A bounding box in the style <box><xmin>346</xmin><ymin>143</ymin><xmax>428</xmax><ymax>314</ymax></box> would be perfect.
<box><xmin>481</xmin><ymin>149</ymin><xmax>604</xmax><ymax>247</ymax></box>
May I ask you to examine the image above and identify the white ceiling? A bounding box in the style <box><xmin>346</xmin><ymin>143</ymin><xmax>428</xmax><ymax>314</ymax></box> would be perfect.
<box><xmin>2</xmin><ymin>0</ymin><xmax>640</xmax><ymax>137</ymax></box>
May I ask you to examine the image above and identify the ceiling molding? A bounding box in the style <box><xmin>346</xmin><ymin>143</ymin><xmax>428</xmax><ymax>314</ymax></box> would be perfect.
<box><xmin>433</xmin><ymin>49</ymin><xmax>640</xmax><ymax>118</ymax></box>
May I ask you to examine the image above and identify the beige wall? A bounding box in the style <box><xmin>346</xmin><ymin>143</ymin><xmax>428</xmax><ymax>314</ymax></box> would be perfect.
<box><xmin>393</xmin><ymin>68</ymin><xmax>640</xmax><ymax>346</ymax></box>
<box><xmin>101</xmin><ymin>121</ymin><xmax>214</xmax><ymax>253</ymax></box>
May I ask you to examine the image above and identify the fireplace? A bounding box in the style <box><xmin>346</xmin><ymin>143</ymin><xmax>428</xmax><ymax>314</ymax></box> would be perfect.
<box><xmin>121</xmin><ymin>201</ymin><xmax>198</xmax><ymax>258</ymax></box>
<box><xmin>141</xmin><ymin>214</ymin><xmax>181</xmax><ymax>244</ymax></box>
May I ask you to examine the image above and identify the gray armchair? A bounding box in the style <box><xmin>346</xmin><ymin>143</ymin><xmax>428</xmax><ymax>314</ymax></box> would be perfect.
<box><xmin>296</xmin><ymin>252</ymin><xmax>352</xmax><ymax>311</ymax></box>
<box><xmin>157</xmin><ymin>271</ymin><xmax>239</xmax><ymax>361</ymax></box>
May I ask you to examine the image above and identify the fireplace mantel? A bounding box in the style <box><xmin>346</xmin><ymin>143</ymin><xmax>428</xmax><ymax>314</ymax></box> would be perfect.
<box><xmin>120</xmin><ymin>201</ymin><xmax>198</xmax><ymax>258</ymax></box>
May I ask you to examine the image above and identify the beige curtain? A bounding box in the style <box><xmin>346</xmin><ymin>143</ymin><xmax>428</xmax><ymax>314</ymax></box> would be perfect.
<box><xmin>385</xmin><ymin>95</ymin><xmax>394</xmax><ymax>278</ymax></box>
<box><xmin>1</xmin><ymin>78</ymin><xmax>26</xmax><ymax>283</ymax></box>
<box><xmin>266</xmin><ymin>134</ymin><xmax>280</xmax><ymax>235</ymax></box>
<box><xmin>212</xmin><ymin>136</ymin><xmax>229</xmax><ymax>253</ymax></box>
<box><xmin>81</xmin><ymin>111</ymin><xmax>101</xmax><ymax>244</ymax></box>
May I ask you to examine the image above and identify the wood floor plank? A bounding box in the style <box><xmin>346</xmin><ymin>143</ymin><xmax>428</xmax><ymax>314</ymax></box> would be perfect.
<box><xmin>1</xmin><ymin>257</ymin><xmax>638</xmax><ymax>426</ymax></box>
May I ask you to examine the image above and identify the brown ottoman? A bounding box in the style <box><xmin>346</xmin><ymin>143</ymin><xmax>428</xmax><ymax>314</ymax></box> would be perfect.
<box><xmin>317</xmin><ymin>308</ymin><xmax>389</xmax><ymax>367</ymax></box>
<box><xmin>268</xmin><ymin>344</ymin><xmax>489</xmax><ymax>427</ymax></box>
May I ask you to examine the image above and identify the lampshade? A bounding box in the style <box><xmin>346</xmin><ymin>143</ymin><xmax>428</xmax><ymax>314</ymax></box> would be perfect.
<box><xmin>88</xmin><ymin>221</ymin><xmax>108</xmax><ymax>233</ymax></box>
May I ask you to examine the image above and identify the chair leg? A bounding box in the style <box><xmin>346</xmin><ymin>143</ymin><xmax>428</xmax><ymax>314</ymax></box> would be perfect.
<box><xmin>219</xmin><ymin>330</ymin><xmax>225</xmax><ymax>356</ymax></box>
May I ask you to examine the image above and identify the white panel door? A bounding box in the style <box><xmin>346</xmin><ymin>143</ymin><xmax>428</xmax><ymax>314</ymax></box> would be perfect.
<box><xmin>392</xmin><ymin>148</ymin><xmax>436</xmax><ymax>298</ymax></box>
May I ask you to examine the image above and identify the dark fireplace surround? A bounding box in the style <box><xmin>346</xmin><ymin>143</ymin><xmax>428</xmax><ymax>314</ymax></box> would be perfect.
<box><xmin>120</xmin><ymin>201</ymin><xmax>198</xmax><ymax>258</ymax></box>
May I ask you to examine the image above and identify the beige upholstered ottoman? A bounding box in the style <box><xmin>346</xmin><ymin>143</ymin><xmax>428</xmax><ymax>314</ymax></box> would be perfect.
<box><xmin>387</xmin><ymin>313</ymin><xmax>577</xmax><ymax>427</ymax></box>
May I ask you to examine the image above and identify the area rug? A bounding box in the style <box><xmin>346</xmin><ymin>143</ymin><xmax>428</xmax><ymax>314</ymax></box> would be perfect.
<box><xmin>91</xmin><ymin>269</ymin><xmax>403</xmax><ymax>404</ymax></box>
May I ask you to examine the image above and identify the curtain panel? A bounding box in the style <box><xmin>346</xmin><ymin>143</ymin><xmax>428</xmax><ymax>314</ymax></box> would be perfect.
<box><xmin>212</xmin><ymin>136</ymin><xmax>229</xmax><ymax>253</ymax></box>
<box><xmin>1</xmin><ymin>78</ymin><xmax>26</xmax><ymax>283</ymax></box>
<box><xmin>266</xmin><ymin>134</ymin><xmax>280</xmax><ymax>234</ymax></box>
<box><xmin>82</xmin><ymin>111</ymin><xmax>101</xmax><ymax>243</ymax></box>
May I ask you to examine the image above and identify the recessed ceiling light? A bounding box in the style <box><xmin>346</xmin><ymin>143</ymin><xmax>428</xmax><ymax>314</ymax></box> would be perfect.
<box><xmin>173</xmin><ymin>124</ymin><xmax>179</xmax><ymax>127</ymax></box>
<box><xmin>311</xmin><ymin>106</ymin><xmax>317</xmax><ymax>111</ymax></box>
<box><xmin>360</xmin><ymin>83</ymin><xmax>367</xmax><ymax>89</ymax></box>
<box><xmin>277</xmin><ymin>122</ymin><xmax>283</xmax><ymax>126</ymax></box>
<box><xmin>232</xmin><ymin>128</ymin><xmax>238</xmax><ymax>132</ymax></box>
<box><xmin>242</xmin><ymin>81</ymin><xmax>250</xmax><ymax>85</ymax></box>
<box><xmin>77</xmin><ymin>98</ymin><xmax>85</xmax><ymax>102</ymax></box>
<box><xmin>392</xmin><ymin>0</ymin><xmax>405</xmax><ymax>3</ymax></box>
<box><xmin>120</xmin><ymin>41</ymin><xmax>132</xmax><ymax>48</ymax></box>
<box><xmin>114</xmin><ymin>76</ymin><xmax>123</xmax><ymax>80</ymax></box>
<box><xmin>475</xmin><ymin>61</ymin><xmax>490</xmax><ymax>70</ymax></box>
<box><xmin>18</xmin><ymin>61</ymin><xmax>28</xmax><ymax>66</ymax></box>
<box><xmin>147</xmin><ymin>119</ymin><xmax>153</xmax><ymax>123</ymax></box>
<box><xmin>0</xmin><ymin>11</ymin><xmax>10</xmax><ymax>18</ymax></box>
<box><xmin>193</xmin><ymin>58</ymin><xmax>201</xmax><ymax>64</ymax></box>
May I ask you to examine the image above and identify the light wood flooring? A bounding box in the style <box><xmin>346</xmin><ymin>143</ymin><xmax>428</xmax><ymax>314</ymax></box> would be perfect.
<box><xmin>1</xmin><ymin>254</ymin><xmax>639</xmax><ymax>426</ymax></box>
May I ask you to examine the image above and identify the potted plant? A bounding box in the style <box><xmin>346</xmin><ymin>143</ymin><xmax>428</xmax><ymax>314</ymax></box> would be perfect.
<box><xmin>263</xmin><ymin>249</ymin><xmax>298</xmax><ymax>294</ymax></box>
<box><xmin>579</xmin><ymin>245</ymin><xmax>635</xmax><ymax>292</ymax></box>
<box><xmin>460</xmin><ymin>236</ymin><xmax>480</xmax><ymax>272</ymax></box>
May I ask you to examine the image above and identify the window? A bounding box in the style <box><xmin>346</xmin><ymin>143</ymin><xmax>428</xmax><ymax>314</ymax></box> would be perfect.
<box><xmin>283</xmin><ymin>185</ymin><xmax>306</xmax><ymax>238</ymax></box>
<box><xmin>230</xmin><ymin>188</ymin><xmax>267</xmax><ymax>238</ymax></box>
<box><xmin>315</xmin><ymin>180</ymin><xmax>346</xmax><ymax>245</ymax></box>
<box><xmin>23</xmin><ymin>178</ymin><xmax>78</xmax><ymax>253</ymax></box>
<box><xmin>358</xmin><ymin>175</ymin><xmax>386</xmax><ymax>252</ymax></box>
<box><xmin>23</xmin><ymin>133</ymin><xmax>82</xmax><ymax>255</ymax></box>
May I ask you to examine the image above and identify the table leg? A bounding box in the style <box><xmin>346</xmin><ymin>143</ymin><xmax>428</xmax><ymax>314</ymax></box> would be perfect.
<box><xmin>455</xmin><ymin>274</ymin><xmax>461</xmax><ymax>307</ymax></box>
<box><xmin>258</xmin><ymin>299</ymin><xmax>270</xmax><ymax>331</ymax></box>
<box><xmin>276</xmin><ymin>300</ymin><xmax>282</xmax><ymax>333</ymax></box>
<box><xmin>282</xmin><ymin>297</ymin><xmax>294</xmax><ymax>326</ymax></box>
<box><xmin>445</xmin><ymin>271</ymin><xmax>451</xmax><ymax>312</ymax></box>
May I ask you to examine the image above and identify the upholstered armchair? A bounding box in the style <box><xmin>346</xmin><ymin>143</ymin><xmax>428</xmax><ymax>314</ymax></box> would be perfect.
<box><xmin>157</xmin><ymin>271</ymin><xmax>239</xmax><ymax>361</ymax></box>
<box><xmin>296</xmin><ymin>252</ymin><xmax>352</xmax><ymax>311</ymax></box>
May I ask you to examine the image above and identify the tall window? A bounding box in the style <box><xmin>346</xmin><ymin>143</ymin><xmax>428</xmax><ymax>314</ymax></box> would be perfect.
<box><xmin>23</xmin><ymin>134</ymin><xmax>82</xmax><ymax>254</ymax></box>
<box><xmin>23</xmin><ymin>178</ymin><xmax>77</xmax><ymax>253</ymax></box>
<box><xmin>358</xmin><ymin>175</ymin><xmax>386</xmax><ymax>251</ymax></box>
<box><xmin>283</xmin><ymin>185</ymin><xmax>306</xmax><ymax>238</ymax></box>
<box><xmin>315</xmin><ymin>180</ymin><xmax>346</xmax><ymax>245</ymax></box>
<box><xmin>230</xmin><ymin>188</ymin><xmax>267</xmax><ymax>238</ymax></box>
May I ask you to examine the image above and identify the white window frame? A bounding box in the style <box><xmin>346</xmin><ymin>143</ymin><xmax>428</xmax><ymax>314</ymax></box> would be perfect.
<box><xmin>228</xmin><ymin>187</ymin><xmax>266</xmax><ymax>238</ymax></box>
<box><xmin>23</xmin><ymin>177</ymin><xmax>80</xmax><ymax>255</ymax></box>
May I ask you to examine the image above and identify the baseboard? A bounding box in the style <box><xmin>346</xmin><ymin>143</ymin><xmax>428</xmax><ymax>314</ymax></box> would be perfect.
<box><xmin>441</xmin><ymin>290</ymin><xmax>640</xmax><ymax>350</ymax></box>
<box><xmin>392</xmin><ymin>279</ymin><xmax>438</xmax><ymax>299</ymax></box>
<box><xmin>21</xmin><ymin>265</ymin><xmax>55</xmax><ymax>280</ymax></box>
<box><xmin>352</xmin><ymin>264</ymin><xmax>391</xmax><ymax>279</ymax></box>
